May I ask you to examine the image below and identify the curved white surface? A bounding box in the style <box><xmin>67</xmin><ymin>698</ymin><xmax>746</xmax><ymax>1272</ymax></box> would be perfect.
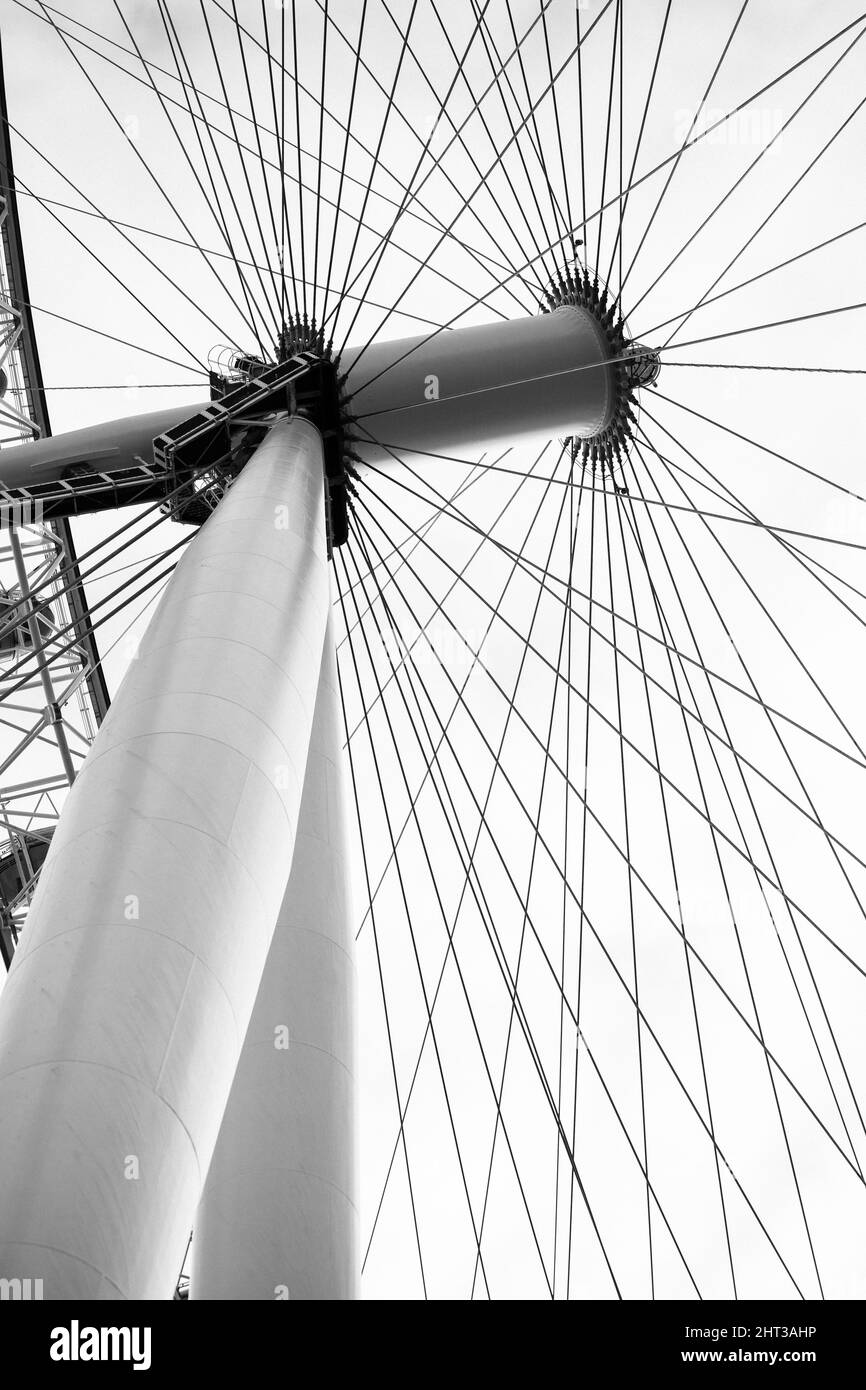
<box><xmin>191</xmin><ymin>616</ymin><xmax>358</xmax><ymax>1300</ymax></box>
<box><xmin>0</xmin><ymin>310</ymin><xmax>613</xmax><ymax>490</ymax></box>
<box><xmin>0</xmin><ymin>416</ymin><xmax>330</xmax><ymax>1299</ymax></box>
<box><xmin>343</xmin><ymin>306</ymin><xmax>614</xmax><ymax>464</ymax></box>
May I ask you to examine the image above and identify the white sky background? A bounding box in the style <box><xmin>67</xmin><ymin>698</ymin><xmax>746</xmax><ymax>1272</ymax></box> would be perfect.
<box><xmin>1</xmin><ymin>0</ymin><xmax>865</xmax><ymax>1299</ymax></box>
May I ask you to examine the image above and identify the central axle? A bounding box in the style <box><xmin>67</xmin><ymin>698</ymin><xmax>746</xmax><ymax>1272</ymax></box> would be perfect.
<box><xmin>0</xmin><ymin>295</ymin><xmax>660</xmax><ymax>533</ymax></box>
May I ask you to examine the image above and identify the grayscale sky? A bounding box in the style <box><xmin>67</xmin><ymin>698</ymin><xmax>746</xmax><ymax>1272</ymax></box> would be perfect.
<box><xmin>1</xmin><ymin>0</ymin><xmax>864</xmax><ymax>1299</ymax></box>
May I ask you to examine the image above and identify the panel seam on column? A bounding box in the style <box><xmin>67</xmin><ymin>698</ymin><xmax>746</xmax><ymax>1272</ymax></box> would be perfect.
<box><xmin>0</xmin><ymin>1241</ymin><xmax>128</xmax><ymax>1298</ymax></box>
<box><xmin>0</xmin><ymin>1058</ymin><xmax>205</xmax><ymax>1185</ymax></box>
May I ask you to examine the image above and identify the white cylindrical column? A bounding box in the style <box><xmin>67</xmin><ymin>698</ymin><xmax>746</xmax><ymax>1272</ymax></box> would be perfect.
<box><xmin>0</xmin><ymin>415</ymin><xmax>329</xmax><ymax>1299</ymax></box>
<box><xmin>190</xmin><ymin>613</ymin><xmax>357</xmax><ymax>1301</ymax></box>
<box><xmin>0</xmin><ymin>310</ymin><xmax>614</xmax><ymax>493</ymax></box>
<box><xmin>342</xmin><ymin>305</ymin><xmax>614</xmax><ymax>463</ymax></box>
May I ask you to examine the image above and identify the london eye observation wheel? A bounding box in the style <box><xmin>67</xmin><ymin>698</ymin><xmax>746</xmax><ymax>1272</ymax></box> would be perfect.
<box><xmin>0</xmin><ymin>0</ymin><xmax>863</xmax><ymax>1304</ymax></box>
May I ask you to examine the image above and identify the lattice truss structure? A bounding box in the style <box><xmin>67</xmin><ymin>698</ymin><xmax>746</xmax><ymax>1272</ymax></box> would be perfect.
<box><xmin>0</xmin><ymin>186</ymin><xmax>106</xmax><ymax>968</ymax></box>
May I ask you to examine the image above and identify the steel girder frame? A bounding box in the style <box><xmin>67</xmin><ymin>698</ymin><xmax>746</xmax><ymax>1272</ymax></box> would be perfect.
<box><xmin>0</xmin><ymin>32</ymin><xmax>110</xmax><ymax>968</ymax></box>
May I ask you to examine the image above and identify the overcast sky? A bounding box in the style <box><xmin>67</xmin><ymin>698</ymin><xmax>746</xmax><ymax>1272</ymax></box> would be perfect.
<box><xmin>1</xmin><ymin>0</ymin><xmax>865</xmax><ymax>1299</ymax></box>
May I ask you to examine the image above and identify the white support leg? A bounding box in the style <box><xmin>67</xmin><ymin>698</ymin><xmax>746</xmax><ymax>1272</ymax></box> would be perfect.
<box><xmin>0</xmin><ymin>415</ymin><xmax>329</xmax><ymax>1299</ymax></box>
<box><xmin>190</xmin><ymin>612</ymin><xmax>357</xmax><ymax>1301</ymax></box>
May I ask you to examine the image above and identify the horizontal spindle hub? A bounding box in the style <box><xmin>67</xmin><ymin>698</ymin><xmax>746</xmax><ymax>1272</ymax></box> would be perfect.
<box><xmin>540</xmin><ymin>262</ymin><xmax>660</xmax><ymax>482</ymax></box>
